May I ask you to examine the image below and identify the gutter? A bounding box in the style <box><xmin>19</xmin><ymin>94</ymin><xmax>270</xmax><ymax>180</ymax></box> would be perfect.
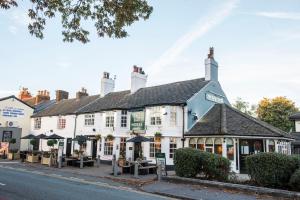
<box><xmin>73</xmin><ymin>114</ymin><xmax>78</xmax><ymax>150</ymax></box>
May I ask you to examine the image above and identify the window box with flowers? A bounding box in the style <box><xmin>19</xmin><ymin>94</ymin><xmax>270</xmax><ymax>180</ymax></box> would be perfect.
<box><xmin>154</xmin><ymin>132</ymin><xmax>162</xmax><ymax>138</ymax></box>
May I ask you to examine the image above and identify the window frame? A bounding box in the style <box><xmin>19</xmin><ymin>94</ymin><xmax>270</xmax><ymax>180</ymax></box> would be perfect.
<box><xmin>150</xmin><ymin>137</ymin><xmax>161</xmax><ymax>158</ymax></box>
<box><xmin>169</xmin><ymin>107</ymin><xmax>177</xmax><ymax>126</ymax></box>
<box><xmin>105</xmin><ymin>112</ymin><xmax>114</xmax><ymax>128</ymax></box>
<box><xmin>149</xmin><ymin>107</ymin><xmax>162</xmax><ymax>126</ymax></box>
<box><xmin>57</xmin><ymin>117</ymin><xmax>66</xmax><ymax>129</ymax></box>
<box><xmin>84</xmin><ymin>114</ymin><xmax>95</xmax><ymax>126</ymax></box>
<box><xmin>169</xmin><ymin>137</ymin><xmax>177</xmax><ymax>159</ymax></box>
<box><xmin>34</xmin><ymin>117</ymin><xmax>41</xmax><ymax>129</ymax></box>
<box><xmin>104</xmin><ymin>138</ymin><xmax>113</xmax><ymax>155</ymax></box>
<box><xmin>120</xmin><ymin>110</ymin><xmax>127</xmax><ymax>128</ymax></box>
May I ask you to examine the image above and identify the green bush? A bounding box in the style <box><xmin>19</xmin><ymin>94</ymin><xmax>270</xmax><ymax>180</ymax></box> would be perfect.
<box><xmin>30</xmin><ymin>139</ymin><xmax>37</xmax><ymax>146</ymax></box>
<box><xmin>47</xmin><ymin>139</ymin><xmax>57</xmax><ymax>147</ymax></box>
<box><xmin>246</xmin><ymin>153</ymin><xmax>298</xmax><ymax>188</ymax></box>
<box><xmin>289</xmin><ymin>169</ymin><xmax>300</xmax><ymax>191</ymax></box>
<box><xmin>199</xmin><ymin>151</ymin><xmax>231</xmax><ymax>181</ymax></box>
<box><xmin>174</xmin><ymin>148</ymin><xmax>201</xmax><ymax>178</ymax></box>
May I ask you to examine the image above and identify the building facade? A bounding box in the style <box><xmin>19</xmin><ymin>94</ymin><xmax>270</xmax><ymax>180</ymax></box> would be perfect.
<box><xmin>29</xmin><ymin>48</ymin><xmax>293</xmax><ymax>173</ymax></box>
<box><xmin>0</xmin><ymin>96</ymin><xmax>34</xmax><ymax>151</ymax></box>
<box><xmin>290</xmin><ymin>112</ymin><xmax>300</xmax><ymax>154</ymax></box>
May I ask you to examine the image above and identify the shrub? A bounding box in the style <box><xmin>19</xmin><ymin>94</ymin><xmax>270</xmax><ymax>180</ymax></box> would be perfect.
<box><xmin>199</xmin><ymin>151</ymin><xmax>231</xmax><ymax>181</ymax></box>
<box><xmin>30</xmin><ymin>139</ymin><xmax>37</xmax><ymax>146</ymax></box>
<box><xmin>174</xmin><ymin>148</ymin><xmax>201</xmax><ymax>178</ymax></box>
<box><xmin>246</xmin><ymin>153</ymin><xmax>298</xmax><ymax>188</ymax></box>
<box><xmin>9</xmin><ymin>138</ymin><xmax>16</xmax><ymax>144</ymax></box>
<box><xmin>47</xmin><ymin>139</ymin><xmax>57</xmax><ymax>147</ymax></box>
<box><xmin>289</xmin><ymin>169</ymin><xmax>300</xmax><ymax>191</ymax></box>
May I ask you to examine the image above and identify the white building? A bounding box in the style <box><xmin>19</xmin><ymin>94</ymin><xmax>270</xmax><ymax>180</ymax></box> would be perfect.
<box><xmin>0</xmin><ymin>96</ymin><xmax>34</xmax><ymax>151</ymax></box>
<box><xmin>30</xmin><ymin>48</ymin><xmax>293</xmax><ymax>172</ymax></box>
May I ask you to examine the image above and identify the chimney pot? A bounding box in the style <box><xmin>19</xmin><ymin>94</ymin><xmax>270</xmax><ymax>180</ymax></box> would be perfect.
<box><xmin>205</xmin><ymin>47</ymin><xmax>218</xmax><ymax>82</ymax></box>
<box><xmin>131</xmin><ymin>65</ymin><xmax>147</xmax><ymax>93</ymax></box>
<box><xmin>101</xmin><ymin>72</ymin><xmax>115</xmax><ymax>96</ymax></box>
<box><xmin>56</xmin><ymin>90</ymin><xmax>69</xmax><ymax>102</ymax></box>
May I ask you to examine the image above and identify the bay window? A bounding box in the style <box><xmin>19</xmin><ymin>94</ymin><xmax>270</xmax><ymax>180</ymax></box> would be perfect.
<box><xmin>214</xmin><ymin>138</ymin><xmax>223</xmax><ymax>155</ymax></box>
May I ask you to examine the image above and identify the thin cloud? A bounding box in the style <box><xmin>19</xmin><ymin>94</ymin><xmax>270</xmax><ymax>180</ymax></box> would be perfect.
<box><xmin>8</xmin><ymin>25</ymin><xmax>17</xmax><ymax>35</ymax></box>
<box><xmin>148</xmin><ymin>0</ymin><xmax>238</xmax><ymax>75</ymax></box>
<box><xmin>255</xmin><ymin>12</ymin><xmax>300</xmax><ymax>20</ymax></box>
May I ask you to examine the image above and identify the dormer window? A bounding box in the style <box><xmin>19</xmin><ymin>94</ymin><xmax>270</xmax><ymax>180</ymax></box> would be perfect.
<box><xmin>105</xmin><ymin>112</ymin><xmax>114</xmax><ymax>127</ymax></box>
<box><xmin>84</xmin><ymin>114</ymin><xmax>95</xmax><ymax>126</ymax></box>
<box><xmin>149</xmin><ymin>107</ymin><xmax>162</xmax><ymax>125</ymax></box>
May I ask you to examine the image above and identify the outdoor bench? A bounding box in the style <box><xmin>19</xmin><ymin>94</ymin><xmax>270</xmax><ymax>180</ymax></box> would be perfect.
<box><xmin>138</xmin><ymin>165</ymin><xmax>157</xmax><ymax>175</ymax></box>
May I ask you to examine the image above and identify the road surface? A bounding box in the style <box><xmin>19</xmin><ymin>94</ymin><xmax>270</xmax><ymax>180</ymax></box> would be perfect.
<box><xmin>0</xmin><ymin>166</ymin><xmax>172</xmax><ymax>200</ymax></box>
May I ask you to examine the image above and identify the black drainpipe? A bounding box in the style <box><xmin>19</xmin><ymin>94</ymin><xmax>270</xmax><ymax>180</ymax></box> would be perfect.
<box><xmin>73</xmin><ymin>114</ymin><xmax>78</xmax><ymax>151</ymax></box>
<box><xmin>181</xmin><ymin>104</ymin><xmax>185</xmax><ymax>148</ymax></box>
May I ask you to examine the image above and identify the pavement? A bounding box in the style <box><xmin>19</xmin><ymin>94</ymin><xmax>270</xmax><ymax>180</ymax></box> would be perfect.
<box><xmin>0</xmin><ymin>160</ymin><xmax>295</xmax><ymax>200</ymax></box>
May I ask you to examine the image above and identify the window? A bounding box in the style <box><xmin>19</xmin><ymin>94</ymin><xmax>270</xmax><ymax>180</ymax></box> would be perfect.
<box><xmin>169</xmin><ymin>137</ymin><xmax>177</xmax><ymax>158</ymax></box>
<box><xmin>84</xmin><ymin>114</ymin><xmax>95</xmax><ymax>126</ymax></box>
<box><xmin>170</xmin><ymin>107</ymin><xmax>177</xmax><ymax>126</ymax></box>
<box><xmin>57</xmin><ymin>118</ymin><xmax>66</xmax><ymax>129</ymax></box>
<box><xmin>278</xmin><ymin>141</ymin><xmax>288</xmax><ymax>155</ymax></box>
<box><xmin>34</xmin><ymin>117</ymin><xmax>41</xmax><ymax>129</ymax></box>
<box><xmin>197</xmin><ymin>138</ymin><xmax>205</xmax><ymax>151</ymax></box>
<box><xmin>150</xmin><ymin>137</ymin><xmax>161</xmax><ymax>158</ymax></box>
<box><xmin>99</xmin><ymin>138</ymin><xmax>102</xmax><ymax>151</ymax></box>
<box><xmin>205</xmin><ymin>138</ymin><xmax>213</xmax><ymax>153</ymax></box>
<box><xmin>214</xmin><ymin>138</ymin><xmax>223</xmax><ymax>155</ymax></box>
<box><xmin>2</xmin><ymin>131</ymin><xmax>12</xmax><ymax>142</ymax></box>
<box><xmin>104</xmin><ymin>138</ymin><xmax>113</xmax><ymax>155</ymax></box>
<box><xmin>105</xmin><ymin>112</ymin><xmax>114</xmax><ymax>127</ymax></box>
<box><xmin>268</xmin><ymin>140</ymin><xmax>275</xmax><ymax>153</ymax></box>
<box><xmin>189</xmin><ymin>138</ymin><xmax>197</xmax><ymax>149</ymax></box>
<box><xmin>240</xmin><ymin>141</ymin><xmax>249</xmax><ymax>155</ymax></box>
<box><xmin>226</xmin><ymin>138</ymin><xmax>234</xmax><ymax>160</ymax></box>
<box><xmin>121</xmin><ymin>110</ymin><xmax>127</xmax><ymax>128</ymax></box>
<box><xmin>149</xmin><ymin>107</ymin><xmax>162</xmax><ymax>125</ymax></box>
<box><xmin>120</xmin><ymin>137</ymin><xmax>126</xmax><ymax>156</ymax></box>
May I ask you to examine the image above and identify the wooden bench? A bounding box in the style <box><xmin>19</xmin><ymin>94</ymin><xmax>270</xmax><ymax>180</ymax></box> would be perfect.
<box><xmin>74</xmin><ymin>160</ymin><xmax>94</xmax><ymax>167</ymax></box>
<box><xmin>139</xmin><ymin>165</ymin><xmax>157</xmax><ymax>175</ymax></box>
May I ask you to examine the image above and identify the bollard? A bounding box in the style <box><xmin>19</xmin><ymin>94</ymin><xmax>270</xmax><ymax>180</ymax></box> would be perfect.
<box><xmin>58</xmin><ymin>156</ymin><xmax>62</xmax><ymax>169</ymax></box>
<box><xmin>134</xmin><ymin>162</ymin><xmax>139</xmax><ymax>178</ymax></box>
<box><xmin>157</xmin><ymin>163</ymin><xmax>162</xmax><ymax>181</ymax></box>
<box><xmin>49</xmin><ymin>154</ymin><xmax>52</xmax><ymax>167</ymax></box>
<box><xmin>97</xmin><ymin>155</ymin><xmax>100</xmax><ymax>168</ymax></box>
<box><xmin>112</xmin><ymin>154</ymin><xmax>118</xmax><ymax>176</ymax></box>
<box><xmin>80</xmin><ymin>155</ymin><xmax>83</xmax><ymax>169</ymax></box>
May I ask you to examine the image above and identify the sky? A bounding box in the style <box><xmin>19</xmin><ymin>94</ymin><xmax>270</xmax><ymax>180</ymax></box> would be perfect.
<box><xmin>0</xmin><ymin>0</ymin><xmax>300</xmax><ymax>107</ymax></box>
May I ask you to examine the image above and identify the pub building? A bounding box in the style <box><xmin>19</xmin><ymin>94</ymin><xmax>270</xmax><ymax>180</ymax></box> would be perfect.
<box><xmin>290</xmin><ymin>112</ymin><xmax>300</xmax><ymax>154</ymax></box>
<box><xmin>30</xmin><ymin>48</ymin><xmax>293</xmax><ymax>173</ymax></box>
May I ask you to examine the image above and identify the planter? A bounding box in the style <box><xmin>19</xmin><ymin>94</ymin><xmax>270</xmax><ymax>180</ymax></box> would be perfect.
<box><xmin>41</xmin><ymin>156</ymin><xmax>51</xmax><ymax>165</ymax></box>
<box><xmin>27</xmin><ymin>154</ymin><xmax>39</xmax><ymax>163</ymax></box>
<box><xmin>118</xmin><ymin>158</ymin><xmax>126</xmax><ymax>167</ymax></box>
<box><xmin>8</xmin><ymin>152</ymin><xmax>20</xmax><ymax>160</ymax></box>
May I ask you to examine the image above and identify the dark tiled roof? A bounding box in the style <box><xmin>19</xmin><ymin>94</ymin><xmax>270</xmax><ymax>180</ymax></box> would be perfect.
<box><xmin>79</xmin><ymin>78</ymin><xmax>209</xmax><ymax>113</ymax></box>
<box><xmin>186</xmin><ymin>104</ymin><xmax>293</xmax><ymax>139</ymax></box>
<box><xmin>290</xmin><ymin>112</ymin><xmax>300</xmax><ymax>120</ymax></box>
<box><xmin>32</xmin><ymin>95</ymin><xmax>99</xmax><ymax>117</ymax></box>
<box><xmin>291</xmin><ymin>132</ymin><xmax>300</xmax><ymax>144</ymax></box>
<box><xmin>34</xmin><ymin>100</ymin><xmax>56</xmax><ymax>113</ymax></box>
<box><xmin>0</xmin><ymin>95</ymin><xmax>35</xmax><ymax>109</ymax></box>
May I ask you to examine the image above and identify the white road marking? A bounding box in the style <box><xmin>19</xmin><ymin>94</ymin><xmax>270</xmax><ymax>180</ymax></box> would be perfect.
<box><xmin>0</xmin><ymin>162</ymin><xmax>19</xmax><ymax>164</ymax></box>
<box><xmin>0</xmin><ymin>182</ymin><xmax>6</xmax><ymax>186</ymax></box>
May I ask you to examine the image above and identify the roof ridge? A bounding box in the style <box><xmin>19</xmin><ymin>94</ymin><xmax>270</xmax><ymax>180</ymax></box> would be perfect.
<box><xmin>224</xmin><ymin>104</ymin><xmax>291</xmax><ymax>138</ymax></box>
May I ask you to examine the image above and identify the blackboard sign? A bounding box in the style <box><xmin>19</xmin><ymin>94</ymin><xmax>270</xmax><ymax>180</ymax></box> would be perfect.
<box><xmin>156</xmin><ymin>152</ymin><xmax>167</xmax><ymax>175</ymax></box>
<box><xmin>130</xmin><ymin>110</ymin><xmax>145</xmax><ymax>131</ymax></box>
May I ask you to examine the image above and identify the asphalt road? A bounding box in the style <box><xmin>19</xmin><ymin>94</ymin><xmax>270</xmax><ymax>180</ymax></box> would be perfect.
<box><xmin>0</xmin><ymin>167</ymin><xmax>171</xmax><ymax>200</ymax></box>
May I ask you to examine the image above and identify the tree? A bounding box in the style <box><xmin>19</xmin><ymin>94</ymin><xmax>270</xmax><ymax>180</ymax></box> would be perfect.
<box><xmin>232</xmin><ymin>97</ymin><xmax>256</xmax><ymax>117</ymax></box>
<box><xmin>0</xmin><ymin>0</ymin><xmax>153</xmax><ymax>43</ymax></box>
<box><xmin>257</xmin><ymin>96</ymin><xmax>299</xmax><ymax>132</ymax></box>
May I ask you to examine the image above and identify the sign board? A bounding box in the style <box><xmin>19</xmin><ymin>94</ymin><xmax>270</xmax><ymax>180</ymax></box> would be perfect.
<box><xmin>1</xmin><ymin>107</ymin><xmax>25</xmax><ymax>118</ymax></box>
<box><xmin>205</xmin><ymin>92</ymin><xmax>224</xmax><ymax>104</ymax></box>
<box><xmin>156</xmin><ymin>152</ymin><xmax>167</xmax><ymax>175</ymax></box>
<box><xmin>59</xmin><ymin>141</ymin><xmax>64</xmax><ymax>147</ymax></box>
<box><xmin>130</xmin><ymin>110</ymin><xmax>145</xmax><ymax>131</ymax></box>
<box><xmin>0</xmin><ymin>142</ymin><xmax>9</xmax><ymax>156</ymax></box>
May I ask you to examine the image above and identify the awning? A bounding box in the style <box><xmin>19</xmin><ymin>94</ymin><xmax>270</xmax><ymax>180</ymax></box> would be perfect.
<box><xmin>21</xmin><ymin>134</ymin><xmax>36</xmax><ymax>139</ymax></box>
<box><xmin>127</xmin><ymin>135</ymin><xmax>150</xmax><ymax>143</ymax></box>
<box><xmin>45</xmin><ymin>134</ymin><xmax>64</xmax><ymax>139</ymax></box>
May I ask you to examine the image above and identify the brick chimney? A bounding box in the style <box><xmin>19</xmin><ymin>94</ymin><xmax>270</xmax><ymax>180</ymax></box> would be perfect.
<box><xmin>100</xmin><ymin>72</ymin><xmax>115</xmax><ymax>97</ymax></box>
<box><xmin>56</xmin><ymin>90</ymin><xmax>69</xmax><ymax>102</ymax></box>
<box><xmin>35</xmin><ymin>90</ymin><xmax>50</xmax><ymax>105</ymax></box>
<box><xmin>131</xmin><ymin>65</ymin><xmax>147</xmax><ymax>93</ymax></box>
<box><xmin>76</xmin><ymin>87</ymin><xmax>89</xmax><ymax>99</ymax></box>
<box><xmin>205</xmin><ymin>47</ymin><xmax>218</xmax><ymax>82</ymax></box>
<box><xmin>18</xmin><ymin>87</ymin><xmax>32</xmax><ymax>100</ymax></box>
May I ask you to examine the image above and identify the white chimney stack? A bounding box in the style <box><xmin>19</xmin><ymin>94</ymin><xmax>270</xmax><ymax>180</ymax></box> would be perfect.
<box><xmin>101</xmin><ymin>72</ymin><xmax>115</xmax><ymax>96</ymax></box>
<box><xmin>131</xmin><ymin>65</ymin><xmax>147</xmax><ymax>93</ymax></box>
<box><xmin>205</xmin><ymin>47</ymin><xmax>218</xmax><ymax>82</ymax></box>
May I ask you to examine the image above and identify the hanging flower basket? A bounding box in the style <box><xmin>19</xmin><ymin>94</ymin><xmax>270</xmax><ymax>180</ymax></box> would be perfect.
<box><xmin>95</xmin><ymin>134</ymin><xmax>101</xmax><ymax>141</ymax></box>
<box><xmin>106</xmin><ymin>134</ymin><xmax>115</xmax><ymax>140</ymax></box>
<box><xmin>154</xmin><ymin>132</ymin><xmax>162</xmax><ymax>138</ymax></box>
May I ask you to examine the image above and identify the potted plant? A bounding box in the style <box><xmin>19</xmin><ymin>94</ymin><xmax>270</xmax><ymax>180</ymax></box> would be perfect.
<box><xmin>118</xmin><ymin>149</ymin><xmax>126</xmax><ymax>166</ymax></box>
<box><xmin>8</xmin><ymin>138</ymin><xmax>19</xmax><ymax>160</ymax></box>
<box><xmin>95</xmin><ymin>134</ymin><xmax>101</xmax><ymax>141</ymax></box>
<box><xmin>106</xmin><ymin>134</ymin><xmax>115</xmax><ymax>140</ymax></box>
<box><xmin>73</xmin><ymin>149</ymin><xmax>79</xmax><ymax>158</ymax></box>
<box><xmin>41</xmin><ymin>152</ymin><xmax>51</xmax><ymax>165</ymax></box>
<box><xmin>154</xmin><ymin>132</ymin><xmax>162</xmax><ymax>138</ymax></box>
<box><xmin>26</xmin><ymin>140</ymin><xmax>40</xmax><ymax>163</ymax></box>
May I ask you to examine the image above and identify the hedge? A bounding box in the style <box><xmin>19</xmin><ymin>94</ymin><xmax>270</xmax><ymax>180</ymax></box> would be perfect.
<box><xmin>289</xmin><ymin>168</ymin><xmax>300</xmax><ymax>191</ymax></box>
<box><xmin>174</xmin><ymin>148</ymin><xmax>230</xmax><ymax>181</ymax></box>
<box><xmin>246</xmin><ymin>153</ymin><xmax>298</xmax><ymax>188</ymax></box>
<box><xmin>174</xmin><ymin>148</ymin><xmax>201</xmax><ymax>178</ymax></box>
<box><xmin>199</xmin><ymin>151</ymin><xmax>230</xmax><ymax>181</ymax></box>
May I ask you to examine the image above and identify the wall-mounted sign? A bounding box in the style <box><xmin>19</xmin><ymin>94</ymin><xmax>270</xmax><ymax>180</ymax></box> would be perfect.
<box><xmin>205</xmin><ymin>92</ymin><xmax>224</xmax><ymax>104</ymax></box>
<box><xmin>130</xmin><ymin>110</ymin><xmax>145</xmax><ymax>131</ymax></box>
<box><xmin>2</xmin><ymin>107</ymin><xmax>25</xmax><ymax>118</ymax></box>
